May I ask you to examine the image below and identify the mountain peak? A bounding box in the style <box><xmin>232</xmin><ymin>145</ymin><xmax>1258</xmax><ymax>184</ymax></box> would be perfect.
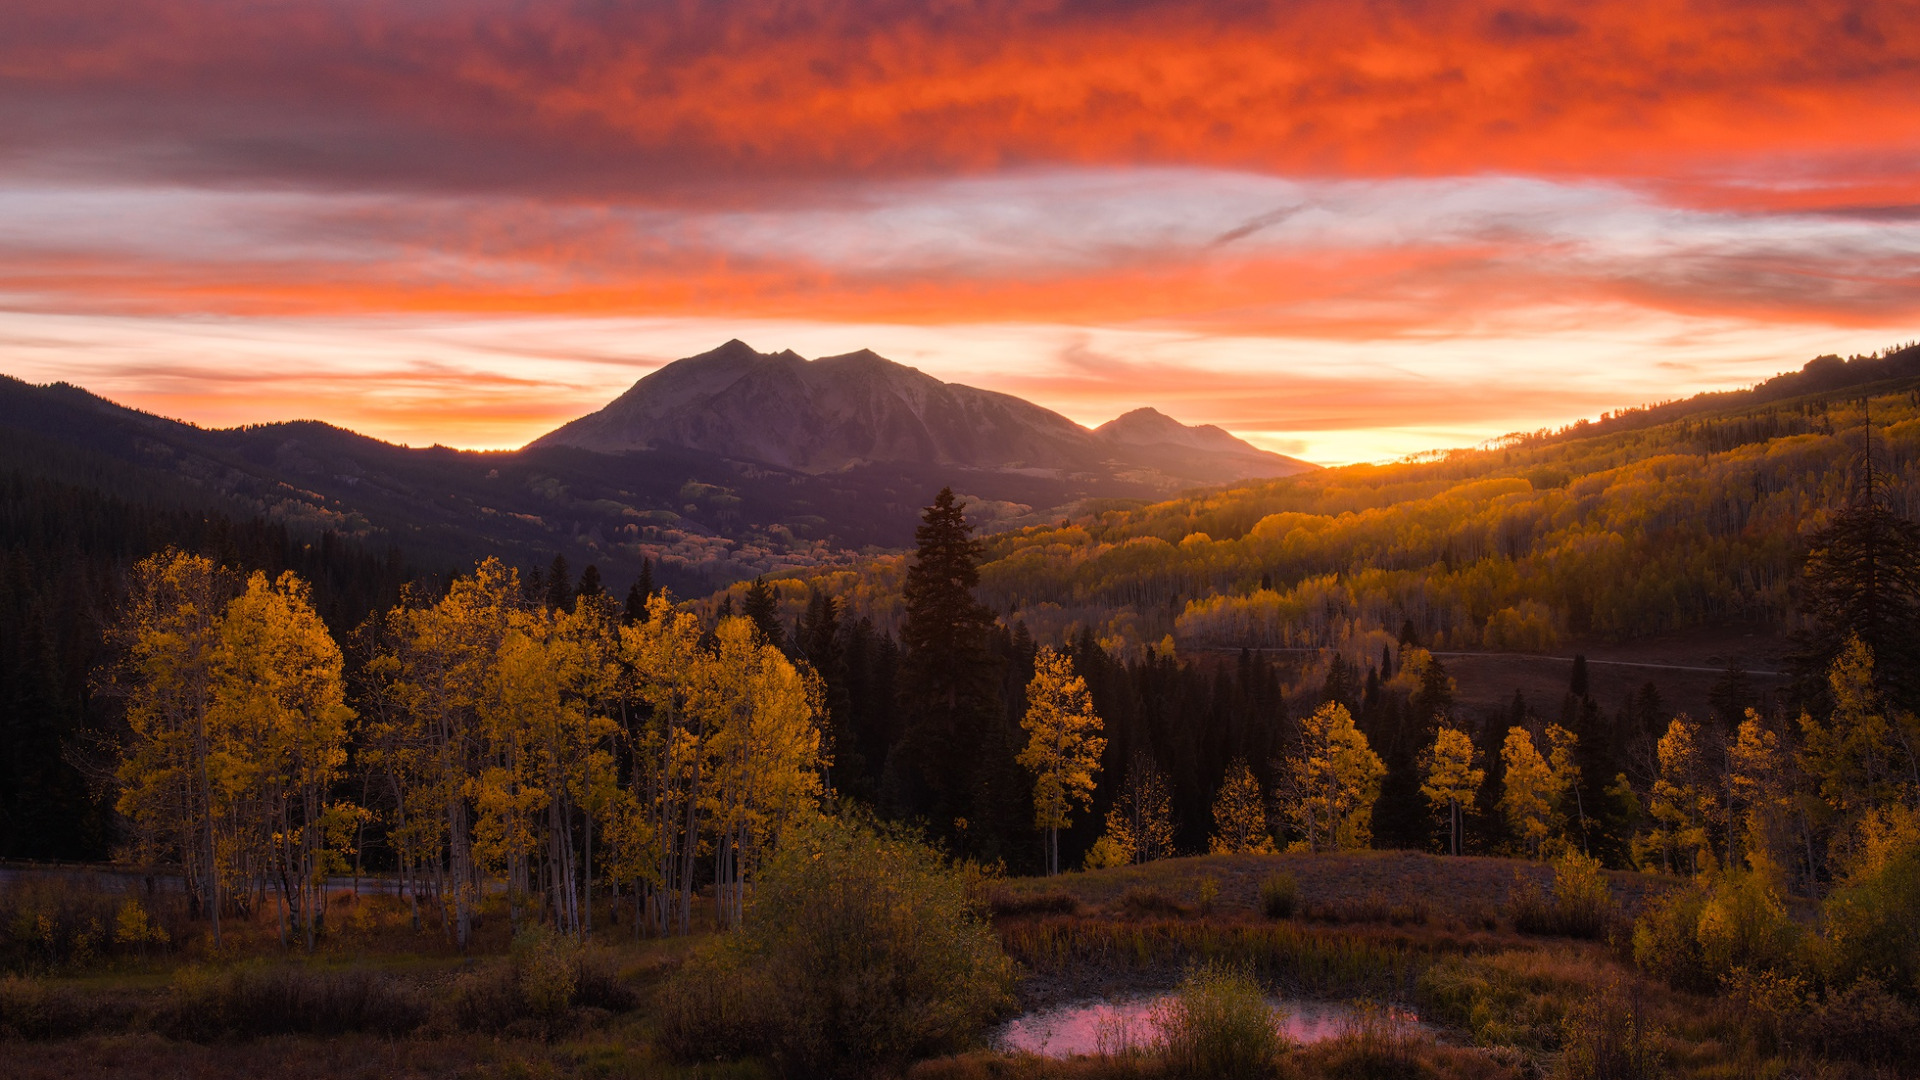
<box><xmin>531</xmin><ymin>342</ymin><xmax>1315</xmax><ymax>483</ymax></box>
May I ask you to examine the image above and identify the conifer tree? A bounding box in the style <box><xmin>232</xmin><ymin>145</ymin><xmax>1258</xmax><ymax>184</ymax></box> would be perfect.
<box><xmin>741</xmin><ymin>576</ymin><xmax>785</xmax><ymax>650</ymax></box>
<box><xmin>1796</xmin><ymin>434</ymin><xmax>1920</xmax><ymax>709</ymax></box>
<box><xmin>893</xmin><ymin>488</ymin><xmax>998</xmax><ymax>841</ymax></box>
<box><xmin>1017</xmin><ymin>648</ymin><xmax>1105</xmax><ymax>875</ymax></box>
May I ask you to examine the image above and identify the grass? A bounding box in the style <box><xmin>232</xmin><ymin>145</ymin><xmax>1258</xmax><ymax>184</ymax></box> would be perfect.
<box><xmin>0</xmin><ymin>852</ymin><xmax>1893</xmax><ymax>1079</ymax></box>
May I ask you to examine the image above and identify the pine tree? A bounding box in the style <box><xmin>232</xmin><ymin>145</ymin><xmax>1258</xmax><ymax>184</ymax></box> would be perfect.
<box><xmin>892</xmin><ymin>488</ymin><xmax>998</xmax><ymax>840</ymax></box>
<box><xmin>741</xmin><ymin>576</ymin><xmax>785</xmax><ymax>650</ymax></box>
<box><xmin>1017</xmin><ymin>648</ymin><xmax>1105</xmax><ymax>875</ymax></box>
<box><xmin>575</xmin><ymin>564</ymin><xmax>603</xmax><ymax>602</ymax></box>
<box><xmin>545</xmin><ymin>554</ymin><xmax>573</xmax><ymax>611</ymax></box>
<box><xmin>623</xmin><ymin>559</ymin><xmax>655</xmax><ymax>624</ymax></box>
<box><xmin>1796</xmin><ymin>432</ymin><xmax>1920</xmax><ymax>710</ymax></box>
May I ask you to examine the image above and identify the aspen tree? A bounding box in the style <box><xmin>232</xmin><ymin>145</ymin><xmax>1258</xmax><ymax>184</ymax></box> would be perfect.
<box><xmin>1728</xmin><ymin>709</ymin><xmax>1798</xmax><ymax>885</ymax></box>
<box><xmin>1278</xmin><ymin>702</ymin><xmax>1385</xmax><ymax>852</ymax></box>
<box><xmin>1419</xmin><ymin>726</ymin><xmax>1483</xmax><ymax>856</ymax></box>
<box><xmin>1499</xmin><ymin>727</ymin><xmax>1556</xmax><ymax>859</ymax></box>
<box><xmin>109</xmin><ymin>550</ymin><xmax>238</xmax><ymax>942</ymax></box>
<box><xmin>1209</xmin><ymin>758</ymin><xmax>1275</xmax><ymax>854</ymax></box>
<box><xmin>1636</xmin><ymin>717</ymin><xmax>1719</xmax><ymax>874</ymax></box>
<box><xmin>1017</xmin><ymin>648</ymin><xmax>1105</xmax><ymax>876</ymax></box>
<box><xmin>1545</xmin><ymin>723</ymin><xmax>1585</xmax><ymax>851</ymax></box>
<box><xmin>209</xmin><ymin>571</ymin><xmax>356</xmax><ymax>950</ymax></box>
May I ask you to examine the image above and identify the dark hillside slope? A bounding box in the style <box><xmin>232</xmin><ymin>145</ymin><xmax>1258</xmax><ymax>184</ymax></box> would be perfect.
<box><xmin>751</xmin><ymin>352</ymin><xmax>1920</xmax><ymax>671</ymax></box>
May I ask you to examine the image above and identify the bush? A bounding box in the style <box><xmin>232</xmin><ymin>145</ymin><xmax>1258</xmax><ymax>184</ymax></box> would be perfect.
<box><xmin>1510</xmin><ymin>854</ymin><xmax>1616</xmax><ymax>940</ymax></box>
<box><xmin>1630</xmin><ymin>882</ymin><xmax>1711</xmax><ymax>992</ymax></box>
<box><xmin>1799</xmin><ymin>975</ymin><xmax>1920</xmax><ymax>1066</ymax></box>
<box><xmin>659</xmin><ymin>813</ymin><xmax>1016</xmax><ymax>1078</ymax></box>
<box><xmin>1118</xmin><ymin>887</ymin><xmax>1188</xmax><ymax>919</ymax></box>
<box><xmin>154</xmin><ymin>962</ymin><xmax>428</xmax><ymax>1040</ymax></box>
<box><xmin>1151</xmin><ymin>961</ymin><xmax>1284</xmax><ymax>1080</ymax></box>
<box><xmin>1632</xmin><ymin>871</ymin><xmax>1799</xmax><ymax>993</ymax></box>
<box><xmin>440</xmin><ymin>929</ymin><xmax>634</xmax><ymax>1038</ymax></box>
<box><xmin>986</xmin><ymin>890</ymin><xmax>1080</xmax><ymax>918</ymax></box>
<box><xmin>0</xmin><ymin>875</ymin><xmax>177</xmax><ymax>973</ymax></box>
<box><xmin>1815</xmin><ymin>837</ymin><xmax>1920</xmax><ymax>998</ymax></box>
<box><xmin>1259</xmin><ymin>873</ymin><xmax>1298</xmax><ymax>919</ymax></box>
<box><xmin>1555</xmin><ymin>978</ymin><xmax>1661</xmax><ymax>1080</ymax></box>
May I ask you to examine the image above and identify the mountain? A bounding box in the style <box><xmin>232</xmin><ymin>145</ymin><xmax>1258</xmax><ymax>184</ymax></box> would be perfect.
<box><xmin>530</xmin><ymin>339</ymin><xmax>1315</xmax><ymax>485</ymax></box>
<box><xmin>0</xmin><ymin>357</ymin><xmax>1303</xmax><ymax>595</ymax></box>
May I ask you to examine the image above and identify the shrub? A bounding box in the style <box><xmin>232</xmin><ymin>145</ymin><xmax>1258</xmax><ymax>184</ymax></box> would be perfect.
<box><xmin>1630</xmin><ymin>881</ymin><xmax>1711</xmax><ymax>992</ymax></box>
<box><xmin>986</xmin><ymin>890</ymin><xmax>1080</xmax><ymax>918</ymax></box>
<box><xmin>1693</xmin><ymin>871</ymin><xmax>1798</xmax><ymax>977</ymax></box>
<box><xmin>1510</xmin><ymin>854</ymin><xmax>1616</xmax><ymax>940</ymax></box>
<box><xmin>439</xmin><ymin>930</ymin><xmax>634</xmax><ymax>1038</ymax></box>
<box><xmin>1259</xmin><ymin>873</ymin><xmax>1298</xmax><ymax>919</ymax></box>
<box><xmin>1632</xmin><ymin>871</ymin><xmax>1800</xmax><ymax>993</ymax></box>
<box><xmin>1815</xmin><ymin>836</ymin><xmax>1920</xmax><ymax>998</ymax></box>
<box><xmin>1799</xmin><ymin>975</ymin><xmax>1920</xmax><ymax>1066</ymax></box>
<box><xmin>659</xmin><ymin>812</ymin><xmax>1016</xmax><ymax>1078</ymax></box>
<box><xmin>1151</xmin><ymin>961</ymin><xmax>1285</xmax><ymax>1080</ymax></box>
<box><xmin>154</xmin><ymin>962</ymin><xmax>429</xmax><ymax>1040</ymax></box>
<box><xmin>1555</xmin><ymin>978</ymin><xmax>1661</xmax><ymax>1080</ymax></box>
<box><xmin>1118</xmin><ymin>887</ymin><xmax>1188</xmax><ymax>919</ymax></box>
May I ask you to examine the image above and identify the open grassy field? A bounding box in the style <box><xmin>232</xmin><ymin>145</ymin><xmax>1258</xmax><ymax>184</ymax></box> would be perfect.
<box><xmin>0</xmin><ymin>852</ymin><xmax>1903</xmax><ymax>1079</ymax></box>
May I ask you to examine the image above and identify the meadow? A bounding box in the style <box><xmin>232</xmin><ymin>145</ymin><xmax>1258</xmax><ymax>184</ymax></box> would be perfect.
<box><xmin>1</xmin><ymin>844</ymin><xmax>1907</xmax><ymax>1080</ymax></box>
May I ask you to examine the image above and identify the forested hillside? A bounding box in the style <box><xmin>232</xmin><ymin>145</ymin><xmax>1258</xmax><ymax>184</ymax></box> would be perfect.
<box><xmin>967</xmin><ymin>354</ymin><xmax>1920</xmax><ymax>659</ymax></box>
<box><xmin>0</xmin><ymin>471</ymin><xmax>415</xmax><ymax>860</ymax></box>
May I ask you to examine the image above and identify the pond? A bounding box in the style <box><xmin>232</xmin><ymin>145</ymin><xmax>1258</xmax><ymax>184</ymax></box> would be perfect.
<box><xmin>995</xmin><ymin>995</ymin><xmax>1425</xmax><ymax>1058</ymax></box>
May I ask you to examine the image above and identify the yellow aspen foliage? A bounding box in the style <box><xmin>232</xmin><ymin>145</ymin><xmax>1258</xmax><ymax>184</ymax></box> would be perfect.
<box><xmin>1017</xmin><ymin>648</ymin><xmax>1105</xmax><ymax>876</ymax></box>
<box><xmin>1209</xmin><ymin>758</ymin><xmax>1274</xmax><ymax>854</ymax></box>
<box><xmin>1800</xmin><ymin>636</ymin><xmax>1912</xmax><ymax>860</ymax></box>
<box><xmin>1279</xmin><ymin>702</ymin><xmax>1385</xmax><ymax>852</ymax></box>
<box><xmin>701</xmin><ymin>616</ymin><xmax>824</xmax><ymax>928</ymax></box>
<box><xmin>1499</xmin><ymin>727</ymin><xmax>1557</xmax><ymax>859</ymax></box>
<box><xmin>1545</xmin><ymin>723</ymin><xmax>1585</xmax><ymax>847</ymax></box>
<box><xmin>1635</xmin><ymin>717</ymin><xmax>1719</xmax><ymax>874</ymax></box>
<box><xmin>109</xmin><ymin>550</ymin><xmax>237</xmax><ymax>941</ymax></box>
<box><xmin>209</xmin><ymin>570</ymin><xmax>357</xmax><ymax>950</ymax></box>
<box><xmin>1419</xmin><ymin>726</ymin><xmax>1483</xmax><ymax>856</ymax></box>
<box><xmin>1728</xmin><ymin>710</ymin><xmax>1798</xmax><ymax>885</ymax></box>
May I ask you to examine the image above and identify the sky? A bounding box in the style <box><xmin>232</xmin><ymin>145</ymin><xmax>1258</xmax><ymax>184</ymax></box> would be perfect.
<box><xmin>2</xmin><ymin>0</ymin><xmax>1917</xmax><ymax>464</ymax></box>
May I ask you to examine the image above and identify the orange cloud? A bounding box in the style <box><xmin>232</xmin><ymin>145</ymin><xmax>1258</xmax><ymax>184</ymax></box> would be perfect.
<box><xmin>3</xmin><ymin>0</ymin><xmax>1916</xmax><ymax>201</ymax></box>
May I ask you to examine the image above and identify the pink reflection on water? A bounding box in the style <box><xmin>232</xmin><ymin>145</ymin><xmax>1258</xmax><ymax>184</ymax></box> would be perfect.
<box><xmin>996</xmin><ymin>996</ymin><xmax>1423</xmax><ymax>1058</ymax></box>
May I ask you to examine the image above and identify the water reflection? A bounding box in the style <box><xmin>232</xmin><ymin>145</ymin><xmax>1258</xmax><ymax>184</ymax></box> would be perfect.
<box><xmin>996</xmin><ymin>995</ymin><xmax>1423</xmax><ymax>1058</ymax></box>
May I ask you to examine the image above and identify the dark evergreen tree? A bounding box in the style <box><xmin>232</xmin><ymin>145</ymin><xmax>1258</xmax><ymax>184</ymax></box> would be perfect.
<box><xmin>575</xmin><ymin>563</ymin><xmax>603</xmax><ymax>602</ymax></box>
<box><xmin>1569</xmin><ymin>654</ymin><xmax>1590</xmax><ymax>700</ymax></box>
<box><xmin>624</xmin><ymin>558</ymin><xmax>656</xmax><ymax>624</ymax></box>
<box><xmin>1707</xmin><ymin>664</ymin><xmax>1754</xmax><ymax>728</ymax></box>
<box><xmin>544</xmin><ymin>554</ymin><xmax>573</xmax><ymax>611</ymax></box>
<box><xmin>889</xmin><ymin>489</ymin><xmax>999</xmax><ymax>847</ymax></box>
<box><xmin>1794</xmin><ymin>437</ymin><xmax>1920</xmax><ymax>709</ymax></box>
<box><xmin>741</xmin><ymin>576</ymin><xmax>786</xmax><ymax>649</ymax></box>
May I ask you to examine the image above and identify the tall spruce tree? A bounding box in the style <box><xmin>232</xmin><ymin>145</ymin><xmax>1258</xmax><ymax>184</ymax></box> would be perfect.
<box><xmin>741</xmin><ymin>576</ymin><xmax>786</xmax><ymax>650</ymax></box>
<box><xmin>890</xmin><ymin>488</ymin><xmax>999</xmax><ymax>847</ymax></box>
<box><xmin>1795</xmin><ymin>430</ymin><xmax>1920</xmax><ymax>710</ymax></box>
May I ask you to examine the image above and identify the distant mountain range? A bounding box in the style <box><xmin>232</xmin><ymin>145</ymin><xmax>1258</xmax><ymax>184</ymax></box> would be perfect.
<box><xmin>533</xmin><ymin>339</ymin><xmax>1313</xmax><ymax>486</ymax></box>
<box><xmin>0</xmin><ymin>342</ymin><xmax>1313</xmax><ymax>591</ymax></box>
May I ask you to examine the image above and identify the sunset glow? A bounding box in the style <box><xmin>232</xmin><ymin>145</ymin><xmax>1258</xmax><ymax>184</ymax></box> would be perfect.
<box><xmin>3</xmin><ymin>0</ymin><xmax>1917</xmax><ymax>463</ymax></box>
